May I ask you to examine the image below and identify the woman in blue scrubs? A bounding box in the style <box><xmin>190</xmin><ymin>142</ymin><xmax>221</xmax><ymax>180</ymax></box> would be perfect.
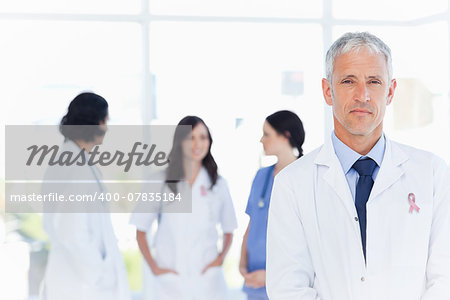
<box><xmin>239</xmin><ymin>110</ymin><xmax>305</xmax><ymax>300</ymax></box>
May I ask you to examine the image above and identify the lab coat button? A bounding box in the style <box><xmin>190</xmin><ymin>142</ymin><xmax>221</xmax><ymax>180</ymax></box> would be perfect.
<box><xmin>354</xmin><ymin>217</ymin><xmax>359</xmax><ymax>221</ymax></box>
<box><xmin>361</xmin><ymin>276</ymin><xmax>365</xmax><ymax>282</ymax></box>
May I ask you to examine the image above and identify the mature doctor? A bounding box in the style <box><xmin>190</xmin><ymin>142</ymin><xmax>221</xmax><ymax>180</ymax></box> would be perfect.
<box><xmin>42</xmin><ymin>93</ymin><xmax>130</xmax><ymax>300</ymax></box>
<box><xmin>266</xmin><ymin>32</ymin><xmax>450</xmax><ymax>300</ymax></box>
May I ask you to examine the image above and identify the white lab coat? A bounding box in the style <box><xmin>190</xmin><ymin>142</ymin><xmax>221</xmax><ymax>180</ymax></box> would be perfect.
<box><xmin>266</xmin><ymin>135</ymin><xmax>450</xmax><ymax>300</ymax></box>
<box><xmin>130</xmin><ymin>167</ymin><xmax>238</xmax><ymax>300</ymax></box>
<box><xmin>42</xmin><ymin>141</ymin><xmax>130</xmax><ymax>300</ymax></box>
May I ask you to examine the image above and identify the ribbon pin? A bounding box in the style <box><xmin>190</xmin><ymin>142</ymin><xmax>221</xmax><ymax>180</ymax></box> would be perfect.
<box><xmin>200</xmin><ymin>185</ymin><xmax>207</xmax><ymax>196</ymax></box>
<box><xmin>408</xmin><ymin>193</ymin><xmax>420</xmax><ymax>214</ymax></box>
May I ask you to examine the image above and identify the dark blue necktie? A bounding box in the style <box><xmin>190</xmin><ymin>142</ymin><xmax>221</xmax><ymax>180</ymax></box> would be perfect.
<box><xmin>352</xmin><ymin>158</ymin><xmax>377</xmax><ymax>259</ymax></box>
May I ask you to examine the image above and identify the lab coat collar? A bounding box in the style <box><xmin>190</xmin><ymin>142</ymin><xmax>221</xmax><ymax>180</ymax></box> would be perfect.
<box><xmin>369</xmin><ymin>137</ymin><xmax>409</xmax><ymax>202</ymax></box>
<box><xmin>331</xmin><ymin>131</ymin><xmax>385</xmax><ymax>175</ymax></box>
<box><xmin>314</xmin><ymin>133</ymin><xmax>409</xmax><ymax>216</ymax></box>
<box><xmin>63</xmin><ymin>139</ymin><xmax>81</xmax><ymax>152</ymax></box>
<box><xmin>314</xmin><ymin>132</ymin><xmax>338</xmax><ymax>167</ymax></box>
<box><xmin>315</xmin><ymin>133</ymin><xmax>355</xmax><ymax>219</ymax></box>
<box><xmin>192</xmin><ymin>166</ymin><xmax>211</xmax><ymax>190</ymax></box>
<box><xmin>63</xmin><ymin>139</ymin><xmax>105</xmax><ymax>190</ymax></box>
<box><xmin>315</xmin><ymin>132</ymin><xmax>408</xmax><ymax>171</ymax></box>
<box><xmin>62</xmin><ymin>139</ymin><xmax>90</xmax><ymax>161</ymax></box>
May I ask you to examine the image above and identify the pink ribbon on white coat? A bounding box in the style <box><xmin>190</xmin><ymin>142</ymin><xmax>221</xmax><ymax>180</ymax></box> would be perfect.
<box><xmin>408</xmin><ymin>193</ymin><xmax>420</xmax><ymax>214</ymax></box>
<box><xmin>200</xmin><ymin>185</ymin><xmax>207</xmax><ymax>196</ymax></box>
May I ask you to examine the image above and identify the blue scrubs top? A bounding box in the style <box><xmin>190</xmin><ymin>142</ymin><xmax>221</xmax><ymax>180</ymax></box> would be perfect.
<box><xmin>243</xmin><ymin>164</ymin><xmax>275</xmax><ymax>298</ymax></box>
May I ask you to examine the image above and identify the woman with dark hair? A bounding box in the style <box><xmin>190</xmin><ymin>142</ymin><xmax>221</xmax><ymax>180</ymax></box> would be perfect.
<box><xmin>239</xmin><ymin>110</ymin><xmax>305</xmax><ymax>300</ymax></box>
<box><xmin>130</xmin><ymin>116</ymin><xmax>238</xmax><ymax>300</ymax></box>
<box><xmin>42</xmin><ymin>92</ymin><xmax>130</xmax><ymax>300</ymax></box>
<box><xmin>59</xmin><ymin>92</ymin><xmax>109</xmax><ymax>143</ymax></box>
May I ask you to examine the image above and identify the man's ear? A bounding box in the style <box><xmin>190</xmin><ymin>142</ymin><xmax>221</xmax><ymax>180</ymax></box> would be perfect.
<box><xmin>386</xmin><ymin>78</ymin><xmax>397</xmax><ymax>106</ymax></box>
<box><xmin>322</xmin><ymin>78</ymin><xmax>333</xmax><ymax>106</ymax></box>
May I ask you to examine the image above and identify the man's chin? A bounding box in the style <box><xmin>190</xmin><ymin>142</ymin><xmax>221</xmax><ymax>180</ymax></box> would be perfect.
<box><xmin>345</xmin><ymin>126</ymin><xmax>376</xmax><ymax>137</ymax></box>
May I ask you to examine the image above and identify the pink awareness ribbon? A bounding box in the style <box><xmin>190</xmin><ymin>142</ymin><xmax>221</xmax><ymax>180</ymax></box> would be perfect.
<box><xmin>201</xmin><ymin>185</ymin><xmax>207</xmax><ymax>196</ymax></box>
<box><xmin>408</xmin><ymin>193</ymin><xmax>420</xmax><ymax>213</ymax></box>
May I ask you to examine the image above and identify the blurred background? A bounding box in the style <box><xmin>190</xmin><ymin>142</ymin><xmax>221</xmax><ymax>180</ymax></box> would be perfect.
<box><xmin>0</xmin><ymin>0</ymin><xmax>449</xmax><ymax>299</ymax></box>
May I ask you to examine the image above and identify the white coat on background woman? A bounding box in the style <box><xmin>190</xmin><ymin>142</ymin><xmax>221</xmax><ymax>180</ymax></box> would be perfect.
<box><xmin>42</xmin><ymin>93</ymin><xmax>130</xmax><ymax>300</ymax></box>
<box><xmin>130</xmin><ymin>116</ymin><xmax>238</xmax><ymax>300</ymax></box>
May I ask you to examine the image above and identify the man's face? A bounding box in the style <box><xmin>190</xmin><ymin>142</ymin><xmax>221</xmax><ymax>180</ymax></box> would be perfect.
<box><xmin>322</xmin><ymin>47</ymin><xmax>396</xmax><ymax>139</ymax></box>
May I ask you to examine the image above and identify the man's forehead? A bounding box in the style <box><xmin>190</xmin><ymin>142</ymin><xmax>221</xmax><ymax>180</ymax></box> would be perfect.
<box><xmin>335</xmin><ymin>47</ymin><xmax>384</xmax><ymax>62</ymax></box>
<box><xmin>337</xmin><ymin>44</ymin><xmax>381</xmax><ymax>57</ymax></box>
<box><xmin>336</xmin><ymin>74</ymin><xmax>385</xmax><ymax>79</ymax></box>
<box><xmin>332</xmin><ymin>50</ymin><xmax>389</xmax><ymax>76</ymax></box>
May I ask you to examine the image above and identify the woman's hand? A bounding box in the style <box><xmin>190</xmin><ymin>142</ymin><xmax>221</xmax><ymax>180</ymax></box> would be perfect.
<box><xmin>244</xmin><ymin>270</ymin><xmax>266</xmax><ymax>289</ymax></box>
<box><xmin>201</xmin><ymin>255</ymin><xmax>224</xmax><ymax>274</ymax></box>
<box><xmin>202</xmin><ymin>233</ymin><xmax>233</xmax><ymax>274</ymax></box>
<box><xmin>239</xmin><ymin>264</ymin><xmax>248</xmax><ymax>277</ymax></box>
<box><xmin>239</xmin><ymin>222</ymin><xmax>250</xmax><ymax>277</ymax></box>
<box><xmin>136</xmin><ymin>230</ymin><xmax>177</xmax><ymax>277</ymax></box>
<box><xmin>151</xmin><ymin>265</ymin><xmax>178</xmax><ymax>276</ymax></box>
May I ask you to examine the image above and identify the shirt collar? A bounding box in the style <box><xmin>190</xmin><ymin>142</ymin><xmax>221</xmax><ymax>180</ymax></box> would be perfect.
<box><xmin>331</xmin><ymin>131</ymin><xmax>385</xmax><ymax>175</ymax></box>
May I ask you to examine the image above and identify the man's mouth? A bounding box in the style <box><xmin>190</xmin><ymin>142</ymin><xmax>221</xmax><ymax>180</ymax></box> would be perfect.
<box><xmin>350</xmin><ymin>108</ymin><xmax>371</xmax><ymax>115</ymax></box>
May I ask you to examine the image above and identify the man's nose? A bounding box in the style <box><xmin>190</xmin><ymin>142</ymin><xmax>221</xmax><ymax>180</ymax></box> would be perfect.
<box><xmin>355</xmin><ymin>82</ymin><xmax>370</xmax><ymax>102</ymax></box>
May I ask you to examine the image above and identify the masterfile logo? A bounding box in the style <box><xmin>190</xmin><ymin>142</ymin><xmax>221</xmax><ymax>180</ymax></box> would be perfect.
<box><xmin>5</xmin><ymin>125</ymin><xmax>193</xmax><ymax>214</ymax></box>
<box><xmin>26</xmin><ymin>141</ymin><xmax>169</xmax><ymax>172</ymax></box>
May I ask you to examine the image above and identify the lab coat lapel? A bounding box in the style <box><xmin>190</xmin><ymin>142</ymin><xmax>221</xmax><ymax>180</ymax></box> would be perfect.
<box><xmin>314</xmin><ymin>136</ymin><xmax>356</xmax><ymax>220</ymax></box>
<box><xmin>369</xmin><ymin>138</ymin><xmax>408</xmax><ymax>202</ymax></box>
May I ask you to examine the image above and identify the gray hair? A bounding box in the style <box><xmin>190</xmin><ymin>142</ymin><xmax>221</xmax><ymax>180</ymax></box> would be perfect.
<box><xmin>325</xmin><ymin>32</ymin><xmax>393</xmax><ymax>83</ymax></box>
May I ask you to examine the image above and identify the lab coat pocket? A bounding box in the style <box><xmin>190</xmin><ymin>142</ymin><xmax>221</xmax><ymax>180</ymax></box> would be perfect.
<box><xmin>156</xmin><ymin>272</ymin><xmax>179</xmax><ymax>281</ymax></box>
<box><xmin>391</xmin><ymin>243</ymin><xmax>424</xmax><ymax>268</ymax></box>
<box><xmin>202</xmin><ymin>265</ymin><xmax>221</xmax><ymax>277</ymax></box>
<box><xmin>95</xmin><ymin>253</ymin><xmax>116</xmax><ymax>288</ymax></box>
<box><xmin>199</xmin><ymin>266</ymin><xmax>227</xmax><ymax>300</ymax></box>
<box><xmin>155</xmin><ymin>273</ymin><xmax>180</xmax><ymax>291</ymax></box>
<box><xmin>154</xmin><ymin>273</ymin><xmax>182</xmax><ymax>299</ymax></box>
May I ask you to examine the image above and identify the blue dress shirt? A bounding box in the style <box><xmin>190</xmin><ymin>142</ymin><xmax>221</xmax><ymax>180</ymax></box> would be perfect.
<box><xmin>331</xmin><ymin>131</ymin><xmax>386</xmax><ymax>202</ymax></box>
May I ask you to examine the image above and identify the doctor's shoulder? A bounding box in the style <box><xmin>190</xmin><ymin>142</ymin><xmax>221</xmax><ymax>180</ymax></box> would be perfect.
<box><xmin>212</xmin><ymin>175</ymin><xmax>230</xmax><ymax>193</ymax></box>
<box><xmin>392</xmin><ymin>142</ymin><xmax>450</xmax><ymax>208</ymax></box>
<box><xmin>274</xmin><ymin>146</ymin><xmax>321</xmax><ymax>186</ymax></box>
<box><xmin>391</xmin><ymin>141</ymin><xmax>448</xmax><ymax>175</ymax></box>
<box><xmin>248</xmin><ymin>165</ymin><xmax>273</xmax><ymax>185</ymax></box>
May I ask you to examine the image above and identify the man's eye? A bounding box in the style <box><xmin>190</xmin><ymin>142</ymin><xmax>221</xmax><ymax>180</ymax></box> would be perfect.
<box><xmin>370</xmin><ymin>80</ymin><xmax>381</xmax><ymax>84</ymax></box>
<box><xmin>342</xmin><ymin>80</ymin><xmax>352</xmax><ymax>84</ymax></box>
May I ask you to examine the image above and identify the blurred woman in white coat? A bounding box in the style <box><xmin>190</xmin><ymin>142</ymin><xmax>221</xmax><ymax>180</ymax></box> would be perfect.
<box><xmin>42</xmin><ymin>93</ymin><xmax>130</xmax><ymax>300</ymax></box>
<box><xmin>130</xmin><ymin>116</ymin><xmax>238</xmax><ymax>300</ymax></box>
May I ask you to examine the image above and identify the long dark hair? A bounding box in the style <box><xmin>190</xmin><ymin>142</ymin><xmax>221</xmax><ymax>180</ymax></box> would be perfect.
<box><xmin>166</xmin><ymin>116</ymin><xmax>218</xmax><ymax>192</ymax></box>
<box><xmin>59</xmin><ymin>92</ymin><xmax>108</xmax><ymax>142</ymax></box>
<box><xmin>266</xmin><ymin>110</ymin><xmax>305</xmax><ymax>158</ymax></box>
